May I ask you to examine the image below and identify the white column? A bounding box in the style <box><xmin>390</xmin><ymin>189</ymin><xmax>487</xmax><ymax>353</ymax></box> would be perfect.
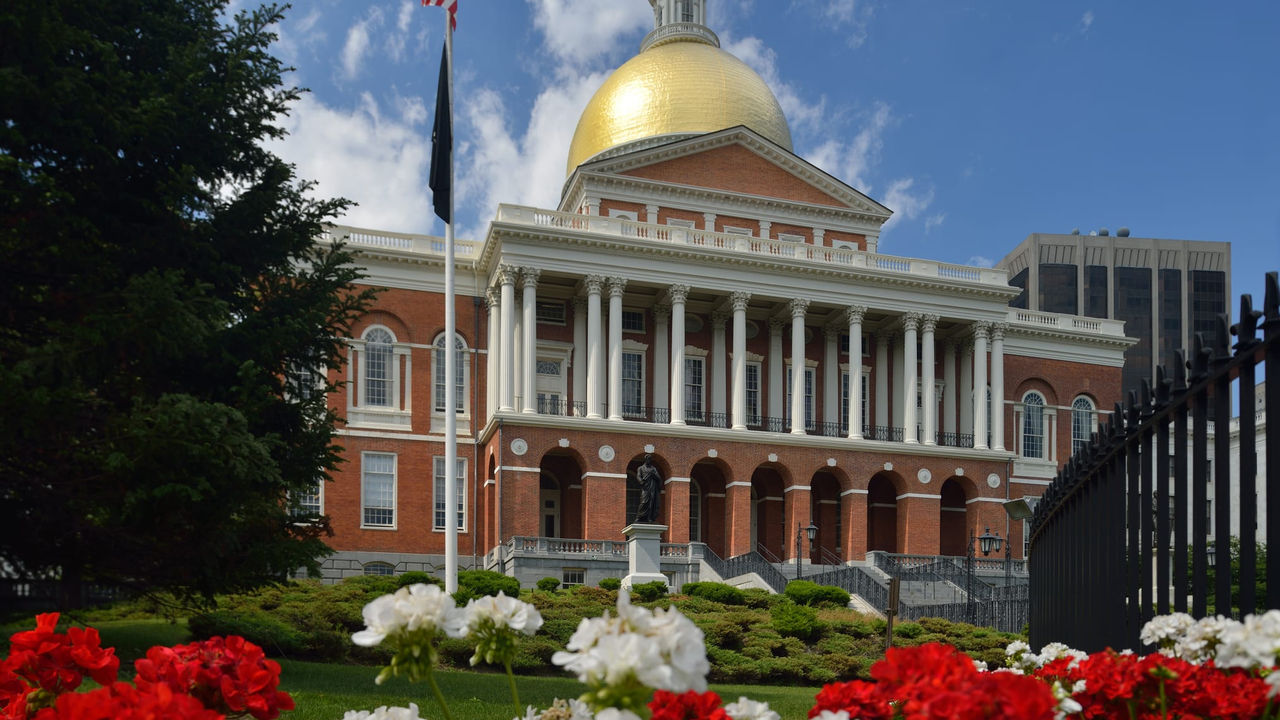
<box><xmin>702</xmin><ymin>212</ymin><xmax>716</xmax><ymax>231</ymax></box>
<box><xmin>875</xmin><ymin>331</ymin><xmax>890</xmax><ymax>429</ymax></box>
<box><xmin>584</xmin><ymin>275</ymin><xmax>604</xmax><ymax>419</ymax></box>
<box><xmin>990</xmin><ymin>323</ymin><xmax>1007</xmax><ymax>451</ymax></box>
<box><xmin>607</xmin><ymin>277</ymin><xmax>627</xmax><ymax>421</ymax></box>
<box><xmin>572</xmin><ymin>298</ymin><xmax>587</xmax><ymax>416</ymax></box>
<box><xmin>921</xmin><ymin>314</ymin><xmax>938</xmax><ymax>446</ymax></box>
<box><xmin>585</xmin><ymin>197</ymin><xmax>600</xmax><ymax>216</ymax></box>
<box><xmin>901</xmin><ymin>313</ymin><xmax>920</xmax><ymax>444</ymax></box>
<box><xmin>789</xmin><ymin>298</ymin><xmax>810</xmax><ymax>435</ymax></box>
<box><xmin>521</xmin><ymin>267</ymin><xmax>540</xmax><ymax>414</ymax></box>
<box><xmin>846</xmin><ymin>305</ymin><xmax>866</xmax><ymax>439</ymax></box>
<box><xmin>485</xmin><ymin>288</ymin><xmax>499</xmax><ymax>419</ymax></box>
<box><xmin>513</xmin><ymin>300</ymin><xmax>523</xmax><ymax>411</ymax></box>
<box><xmin>668</xmin><ymin>285</ymin><xmax>690</xmax><ymax>425</ymax></box>
<box><xmin>943</xmin><ymin>341</ymin><xmax>957</xmax><ymax>435</ymax></box>
<box><xmin>730</xmin><ymin>292</ymin><xmax>750</xmax><ymax>430</ymax></box>
<box><xmin>654</xmin><ymin>304</ymin><xmax>670</xmax><ymax>414</ymax></box>
<box><xmin>645</xmin><ymin>204</ymin><xmax>659</xmax><ymax>223</ymax></box>
<box><xmin>759</xmin><ymin>219</ymin><xmax>772</xmax><ymax>240</ymax></box>
<box><xmin>959</xmin><ymin>340</ymin><xmax>974</xmax><ymax>437</ymax></box>
<box><xmin>813</xmin><ymin>228</ymin><xmax>826</xmax><ymax>246</ymax></box>
<box><xmin>973</xmin><ymin>323</ymin><xmax>990</xmax><ymax>450</ymax></box>
<box><xmin>823</xmin><ymin>327</ymin><xmax>838</xmax><ymax>427</ymax></box>
<box><xmin>891</xmin><ymin>332</ymin><xmax>904</xmax><ymax>430</ymax></box>
<box><xmin>498</xmin><ymin>265</ymin><xmax>517</xmax><ymax>411</ymax></box>
<box><xmin>711</xmin><ymin>311</ymin><xmax>728</xmax><ymax>420</ymax></box>
<box><xmin>768</xmin><ymin>318</ymin><xmax>785</xmax><ymax>424</ymax></box>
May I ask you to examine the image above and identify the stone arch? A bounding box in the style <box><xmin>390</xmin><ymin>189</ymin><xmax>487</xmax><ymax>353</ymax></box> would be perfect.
<box><xmin>750</xmin><ymin>463</ymin><xmax>787</xmax><ymax>561</ymax></box>
<box><xmin>1013</xmin><ymin>376</ymin><xmax>1059</xmax><ymax>407</ymax></box>
<box><xmin>690</xmin><ymin>458</ymin><xmax>731</xmax><ymax>558</ymax></box>
<box><xmin>540</xmin><ymin>449</ymin><xmax>586</xmax><ymax>540</ymax></box>
<box><xmin>809</xmin><ymin>471</ymin><xmax>842</xmax><ymax>564</ymax></box>
<box><xmin>354</xmin><ymin>309</ymin><xmax>413</xmax><ymax>344</ymax></box>
<box><xmin>938</xmin><ymin>476</ymin><xmax>976</xmax><ymax>556</ymax></box>
<box><xmin>866</xmin><ymin>470</ymin><xmax>905</xmax><ymax>553</ymax></box>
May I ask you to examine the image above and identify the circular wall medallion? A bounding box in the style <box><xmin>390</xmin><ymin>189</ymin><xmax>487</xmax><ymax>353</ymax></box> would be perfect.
<box><xmin>883</xmin><ymin>462</ymin><xmax>894</xmax><ymax>472</ymax></box>
<box><xmin>707</xmin><ymin>449</ymin><xmax>718</xmax><ymax>458</ymax></box>
<box><xmin>598</xmin><ymin>445</ymin><xmax>615</xmax><ymax>462</ymax></box>
<box><xmin>827</xmin><ymin>457</ymin><xmax>837</xmax><ymax>467</ymax></box>
<box><xmin>510</xmin><ymin>438</ymin><xmax>528</xmax><ymax>456</ymax></box>
<box><xmin>644</xmin><ymin>444</ymin><xmax>655</xmax><ymax>454</ymax></box>
<box><xmin>987</xmin><ymin>473</ymin><xmax>1001</xmax><ymax>489</ymax></box>
<box><xmin>917</xmin><ymin>468</ymin><xmax>932</xmax><ymax>484</ymax></box>
<box><xmin>767</xmin><ymin>453</ymin><xmax>778</xmax><ymax>463</ymax></box>
<box><xmin>558</xmin><ymin>438</ymin><xmax>570</xmax><ymax>448</ymax></box>
<box><xmin>954</xmin><ymin>467</ymin><xmax>965</xmax><ymax>477</ymax></box>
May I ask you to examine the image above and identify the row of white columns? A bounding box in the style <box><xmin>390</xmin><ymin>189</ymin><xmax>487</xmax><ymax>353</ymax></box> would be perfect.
<box><xmin>485</xmin><ymin>265</ymin><xmax>1007</xmax><ymax>448</ymax></box>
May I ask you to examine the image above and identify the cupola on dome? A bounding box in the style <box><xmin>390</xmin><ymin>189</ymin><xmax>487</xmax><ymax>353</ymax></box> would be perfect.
<box><xmin>565</xmin><ymin>1</ymin><xmax>793</xmax><ymax>175</ymax></box>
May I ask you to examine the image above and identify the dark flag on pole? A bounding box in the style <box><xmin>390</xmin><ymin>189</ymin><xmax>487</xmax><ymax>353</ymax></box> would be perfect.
<box><xmin>429</xmin><ymin>46</ymin><xmax>452</xmax><ymax>224</ymax></box>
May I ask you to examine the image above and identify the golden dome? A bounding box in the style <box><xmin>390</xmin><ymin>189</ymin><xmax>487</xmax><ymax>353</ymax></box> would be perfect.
<box><xmin>566</xmin><ymin>38</ymin><xmax>793</xmax><ymax>174</ymax></box>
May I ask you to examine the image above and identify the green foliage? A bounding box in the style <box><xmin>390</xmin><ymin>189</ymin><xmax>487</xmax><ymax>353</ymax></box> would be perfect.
<box><xmin>598</xmin><ymin>577</ymin><xmax>622</xmax><ymax>591</ymax></box>
<box><xmin>784</xmin><ymin>580</ymin><xmax>851</xmax><ymax>607</ymax></box>
<box><xmin>769</xmin><ymin>600</ymin><xmax>824</xmax><ymax>641</ymax></box>
<box><xmin>453</xmin><ymin>570</ymin><xmax>521</xmax><ymax>604</ymax></box>
<box><xmin>396</xmin><ymin>572</ymin><xmax>443</xmax><ymax>589</ymax></box>
<box><xmin>189</xmin><ymin>610</ymin><xmax>306</xmax><ymax>657</ymax></box>
<box><xmin>630</xmin><ymin>580</ymin><xmax>668</xmax><ymax>603</ymax></box>
<box><xmin>682</xmin><ymin>581</ymin><xmax>747</xmax><ymax>606</ymax></box>
<box><xmin>536</xmin><ymin>577</ymin><xmax>561</xmax><ymax>593</ymax></box>
<box><xmin>0</xmin><ymin>0</ymin><xmax>376</xmax><ymax>607</ymax></box>
<box><xmin>1201</xmin><ymin>538</ymin><xmax>1268</xmax><ymax>615</ymax></box>
<box><xmin>892</xmin><ymin>622</ymin><xmax>924</xmax><ymax>639</ymax></box>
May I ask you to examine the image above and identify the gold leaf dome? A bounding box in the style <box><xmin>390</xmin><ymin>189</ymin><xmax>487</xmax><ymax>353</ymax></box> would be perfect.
<box><xmin>566</xmin><ymin>37</ymin><xmax>793</xmax><ymax>175</ymax></box>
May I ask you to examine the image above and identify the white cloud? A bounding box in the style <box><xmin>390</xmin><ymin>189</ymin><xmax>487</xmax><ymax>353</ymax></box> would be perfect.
<box><xmin>967</xmin><ymin>255</ymin><xmax>994</xmax><ymax>269</ymax></box>
<box><xmin>1080</xmin><ymin>10</ymin><xmax>1094</xmax><ymax>33</ymax></box>
<box><xmin>268</xmin><ymin>92</ymin><xmax>433</xmax><ymax>234</ymax></box>
<box><xmin>802</xmin><ymin>101</ymin><xmax>891</xmax><ymax>189</ymax></box>
<box><xmin>340</xmin><ymin>9</ymin><xmax>383</xmax><ymax>80</ymax></box>
<box><xmin>924</xmin><ymin>213</ymin><xmax>946</xmax><ymax>233</ymax></box>
<box><xmin>791</xmin><ymin>0</ymin><xmax>873</xmax><ymax>47</ymax></box>
<box><xmin>722</xmin><ymin>34</ymin><xmax>826</xmax><ymax>135</ymax></box>
<box><xmin>880</xmin><ymin>177</ymin><xmax>935</xmax><ymax>235</ymax></box>
<box><xmin>387</xmin><ymin>2</ymin><xmax>416</xmax><ymax>62</ymax></box>
<box><xmin>530</xmin><ymin>0</ymin><xmax>652</xmax><ymax>68</ymax></box>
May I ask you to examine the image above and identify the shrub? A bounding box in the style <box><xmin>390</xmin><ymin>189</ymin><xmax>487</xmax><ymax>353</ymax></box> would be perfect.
<box><xmin>741</xmin><ymin>588</ymin><xmax>780</xmax><ymax>609</ymax></box>
<box><xmin>770</xmin><ymin>600</ymin><xmax>823</xmax><ymax>641</ymax></box>
<box><xmin>893</xmin><ymin>621</ymin><xmax>924</xmax><ymax>639</ymax></box>
<box><xmin>682</xmin><ymin>581</ymin><xmax>746</xmax><ymax>606</ymax></box>
<box><xmin>784</xmin><ymin>580</ymin><xmax>851</xmax><ymax>607</ymax></box>
<box><xmin>339</xmin><ymin>575</ymin><xmax>399</xmax><ymax>595</ymax></box>
<box><xmin>454</xmin><ymin>569</ymin><xmax>521</xmax><ymax>604</ymax></box>
<box><xmin>630</xmin><ymin>580</ymin><xmax>668</xmax><ymax>603</ymax></box>
<box><xmin>188</xmin><ymin>610</ymin><xmax>304</xmax><ymax>656</ymax></box>
<box><xmin>396</xmin><ymin>571</ymin><xmax>443</xmax><ymax>589</ymax></box>
<box><xmin>536</xmin><ymin>577</ymin><xmax>561</xmax><ymax>592</ymax></box>
<box><xmin>598</xmin><ymin>577</ymin><xmax>621</xmax><ymax>591</ymax></box>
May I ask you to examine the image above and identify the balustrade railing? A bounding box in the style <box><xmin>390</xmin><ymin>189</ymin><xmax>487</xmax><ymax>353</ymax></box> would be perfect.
<box><xmin>1029</xmin><ymin>272</ymin><xmax>1279</xmax><ymax>652</ymax></box>
<box><xmin>936</xmin><ymin>432</ymin><xmax>975</xmax><ymax>448</ymax></box>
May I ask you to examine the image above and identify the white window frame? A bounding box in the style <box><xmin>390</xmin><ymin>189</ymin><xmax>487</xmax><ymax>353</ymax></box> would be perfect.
<box><xmin>785</xmin><ymin>362</ymin><xmax>817</xmax><ymax>431</ymax></box>
<box><xmin>361</xmin><ymin>452</ymin><xmax>397</xmax><ymax>529</ymax></box>
<box><xmin>433</xmin><ymin>456</ymin><xmax>467</xmax><ymax>532</ymax></box>
<box><xmin>665</xmin><ymin>218</ymin><xmax>696</xmax><ymax>229</ymax></box>
<box><xmin>535</xmin><ymin>341</ymin><xmax>573</xmax><ymax>415</ymax></box>
<box><xmin>363</xmin><ymin>562</ymin><xmax>395</xmax><ymax>576</ymax></box>
<box><xmin>1071</xmin><ymin>396</ymin><xmax>1096</xmax><ymax>455</ymax></box>
<box><xmin>349</xmin><ymin>325</ymin><xmax>411</xmax><ymax>429</ymax></box>
<box><xmin>723</xmin><ymin>225</ymin><xmax>753</xmax><ymax>236</ymax></box>
<box><xmin>431</xmin><ymin>332</ymin><xmax>470</xmax><ymax>433</ymax></box>
<box><xmin>562</xmin><ymin>568</ymin><xmax>586</xmax><ymax>586</ymax></box>
<box><xmin>1020</xmin><ymin>391</ymin><xmax>1047</xmax><ymax>459</ymax></box>
<box><xmin>608</xmin><ymin>209</ymin><xmax>638</xmax><ymax>221</ymax></box>
<box><xmin>745</xmin><ymin>360</ymin><xmax>762</xmax><ymax>426</ymax></box>
<box><xmin>622</xmin><ymin>345</ymin><xmax>647</xmax><ymax>417</ymax></box>
<box><xmin>292</xmin><ymin>479</ymin><xmax>323</xmax><ymax>518</ymax></box>
<box><xmin>536</xmin><ymin>300</ymin><xmax>566</xmax><ymax>325</ymax></box>
<box><xmin>684</xmin><ymin>350</ymin><xmax>707</xmax><ymax>421</ymax></box>
<box><xmin>621</xmin><ymin>308</ymin><xmax>646</xmax><ymax>333</ymax></box>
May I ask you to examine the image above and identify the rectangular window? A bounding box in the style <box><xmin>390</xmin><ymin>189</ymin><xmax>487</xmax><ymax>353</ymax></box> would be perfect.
<box><xmin>621</xmin><ymin>310</ymin><xmax>645</xmax><ymax>333</ymax></box>
<box><xmin>745</xmin><ymin>362</ymin><xmax>761</xmax><ymax>425</ymax></box>
<box><xmin>608</xmin><ymin>209</ymin><xmax>638</xmax><ymax>221</ymax></box>
<box><xmin>1038</xmin><ymin>263</ymin><xmax>1078</xmax><ymax>315</ymax></box>
<box><xmin>1115</xmin><ymin>266</ymin><xmax>1153</xmax><ymax>399</ymax></box>
<box><xmin>365</xmin><ymin>345</ymin><xmax>392</xmax><ymax>407</ymax></box>
<box><xmin>287</xmin><ymin>361</ymin><xmax>322</xmax><ymax>401</ymax></box>
<box><xmin>434</xmin><ymin>340</ymin><xmax>465</xmax><ymax>413</ymax></box>
<box><xmin>1083</xmin><ymin>265</ymin><xmax>1108</xmax><ymax>318</ymax></box>
<box><xmin>684</xmin><ymin>356</ymin><xmax>705</xmax><ymax>420</ymax></box>
<box><xmin>433</xmin><ymin>457</ymin><xmax>467</xmax><ymax>531</ymax></box>
<box><xmin>536</xmin><ymin>300</ymin><xmax>566</xmax><ymax>325</ymax></box>
<box><xmin>563</xmin><ymin>568</ymin><xmax>586</xmax><ymax>587</ymax></box>
<box><xmin>622</xmin><ymin>351</ymin><xmax>644</xmax><ymax>415</ymax></box>
<box><xmin>665</xmin><ymin>218</ymin><xmax>695</xmax><ymax>229</ymax></box>
<box><xmin>784</xmin><ymin>366</ymin><xmax>816</xmax><ymax>430</ymax></box>
<box><xmin>293</xmin><ymin>480</ymin><xmax>322</xmax><ymax>517</ymax></box>
<box><xmin>362</xmin><ymin>453</ymin><xmax>396</xmax><ymax>527</ymax></box>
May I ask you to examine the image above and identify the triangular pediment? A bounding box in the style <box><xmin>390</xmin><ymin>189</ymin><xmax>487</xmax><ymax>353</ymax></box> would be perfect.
<box><xmin>565</xmin><ymin>126</ymin><xmax>891</xmax><ymax>220</ymax></box>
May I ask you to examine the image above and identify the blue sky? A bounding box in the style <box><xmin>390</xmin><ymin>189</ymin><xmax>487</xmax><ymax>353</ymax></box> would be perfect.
<box><xmin>261</xmin><ymin>0</ymin><xmax>1279</xmax><ymax>306</ymax></box>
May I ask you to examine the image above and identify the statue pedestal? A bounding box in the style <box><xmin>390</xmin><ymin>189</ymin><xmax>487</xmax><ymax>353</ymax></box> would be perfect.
<box><xmin>622</xmin><ymin>523</ymin><xmax>668</xmax><ymax>590</ymax></box>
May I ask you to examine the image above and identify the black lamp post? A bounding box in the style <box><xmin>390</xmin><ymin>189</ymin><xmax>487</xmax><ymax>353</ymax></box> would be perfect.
<box><xmin>795</xmin><ymin>522</ymin><xmax>818</xmax><ymax>580</ymax></box>
<box><xmin>967</xmin><ymin>527</ymin><xmax>1004</xmax><ymax>623</ymax></box>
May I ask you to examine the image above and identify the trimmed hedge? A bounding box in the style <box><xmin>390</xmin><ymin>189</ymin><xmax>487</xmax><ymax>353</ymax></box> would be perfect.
<box><xmin>681</xmin><ymin>581</ymin><xmax>746</xmax><ymax>606</ymax></box>
<box><xmin>784</xmin><ymin>580</ymin><xmax>851</xmax><ymax>608</ymax></box>
<box><xmin>454</xmin><ymin>569</ymin><xmax>520</xmax><ymax>604</ymax></box>
<box><xmin>598</xmin><ymin>577</ymin><xmax>621</xmax><ymax>591</ymax></box>
<box><xmin>630</xmin><ymin>580</ymin><xmax>668</xmax><ymax>603</ymax></box>
<box><xmin>536</xmin><ymin>577</ymin><xmax>561</xmax><ymax>592</ymax></box>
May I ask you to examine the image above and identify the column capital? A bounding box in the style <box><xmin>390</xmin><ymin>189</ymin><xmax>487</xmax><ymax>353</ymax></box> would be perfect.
<box><xmin>485</xmin><ymin>287</ymin><xmax>500</xmax><ymax>308</ymax></box>
<box><xmin>652</xmin><ymin>303</ymin><xmax>671</xmax><ymax>322</ymax></box>
<box><xmin>789</xmin><ymin>297</ymin><xmax>810</xmax><ymax>318</ymax></box>
<box><xmin>666</xmin><ymin>284</ymin><xmax>690</xmax><ymax>305</ymax></box>
<box><xmin>730</xmin><ymin>291</ymin><xmax>751</xmax><ymax>312</ymax></box>
<box><xmin>920</xmin><ymin>314</ymin><xmax>939</xmax><ymax>334</ymax></box>
<box><xmin>768</xmin><ymin>317</ymin><xmax>786</xmax><ymax>334</ymax></box>
<box><xmin>520</xmin><ymin>266</ymin><xmax>541</xmax><ymax>288</ymax></box>
<box><xmin>823</xmin><ymin>326</ymin><xmax>840</xmax><ymax>340</ymax></box>
<box><xmin>607</xmin><ymin>276</ymin><xmax>628</xmax><ymax>298</ymax></box>
<box><xmin>845</xmin><ymin>304</ymin><xmax>867</xmax><ymax>325</ymax></box>
<box><xmin>498</xmin><ymin>264</ymin><xmax>520</xmax><ymax>285</ymax></box>
<box><xmin>711</xmin><ymin>310</ymin><xmax>730</xmax><ymax>326</ymax></box>
<box><xmin>901</xmin><ymin>311</ymin><xmax>922</xmax><ymax>330</ymax></box>
<box><xmin>581</xmin><ymin>274</ymin><xmax>605</xmax><ymax>295</ymax></box>
<box><xmin>990</xmin><ymin>322</ymin><xmax>1009</xmax><ymax>341</ymax></box>
<box><xmin>973</xmin><ymin>321</ymin><xmax>991</xmax><ymax>341</ymax></box>
<box><xmin>571</xmin><ymin>296</ymin><xmax>587</xmax><ymax>312</ymax></box>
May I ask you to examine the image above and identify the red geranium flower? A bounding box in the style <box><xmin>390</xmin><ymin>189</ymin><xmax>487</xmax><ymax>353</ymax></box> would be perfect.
<box><xmin>31</xmin><ymin>681</ymin><xmax>223</xmax><ymax>720</ymax></box>
<box><xmin>0</xmin><ymin>614</ymin><xmax>119</xmax><ymax>718</ymax></box>
<box><xmin>133</xmin><ymin>636</ymin><xmax>292</xmax><ymax>720</ymax></box>
<box><xmin>649</xmin><ymin>689</ymin><xmax>729</xmax><ymax>720</ymax></box>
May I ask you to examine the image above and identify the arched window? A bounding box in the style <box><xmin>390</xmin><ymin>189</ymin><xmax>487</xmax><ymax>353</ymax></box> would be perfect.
<box><xmin>1072</xmin><ymin>396</ymin><xmax>1096</xmax><ymax>455</ymax></box>
<box><xmin>1022</xmin><ymin>392</ymin><xmax>1046</xmax><ymax>459</ymax></box>
<box><xmin>689</xmin><ymin>480</ymin><xmax>702</xmax><ymax>542</ymax></box>
<box><xmin>362</xmin><ymin>561</ymin><xmax>395</xmax><ymax>576</ymax></box>
<box><xmin>364</xmin><ymin>327</ymin><xmax>395</xmax><ymax>407</ymax></box>
<box><xmin>433</xmin><ymin>333</ymin><xmax>468</xmax><ymax>413</ymax></box>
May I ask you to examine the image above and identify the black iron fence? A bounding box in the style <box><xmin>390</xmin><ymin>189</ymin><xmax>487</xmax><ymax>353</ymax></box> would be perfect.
<box><xmin>1029</xmin><ymin>272</ymin><xmax>1279</xmax><ymax>652</ymax></box>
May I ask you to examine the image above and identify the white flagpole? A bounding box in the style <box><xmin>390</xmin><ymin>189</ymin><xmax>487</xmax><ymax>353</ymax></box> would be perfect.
<box><xmin>442</xmin><ymin>16</ymin><xmax>458</xmax><ymax>595</ymax></box>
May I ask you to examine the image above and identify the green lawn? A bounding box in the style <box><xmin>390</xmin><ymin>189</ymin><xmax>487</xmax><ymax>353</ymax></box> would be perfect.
<box><xmin>278</xmin><ymin>660</ymin><xmax>822</xmax><ymax>720</ymax></box>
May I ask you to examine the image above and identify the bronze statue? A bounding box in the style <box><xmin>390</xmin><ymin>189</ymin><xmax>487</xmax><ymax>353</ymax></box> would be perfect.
<box><xmin>632</xmin><ymin>453</ymin><xmax>662</xmax><ymax>524</ymax></box>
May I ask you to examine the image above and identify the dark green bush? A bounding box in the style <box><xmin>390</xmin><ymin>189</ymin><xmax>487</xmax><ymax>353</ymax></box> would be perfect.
<box><xmin>630</xmin><ymin>580</ymin><xmax>668</xmax><ymax>603</ymax></box>
<box><xmin>537</xmin><ymin>577</ymin><xmax>561</xmax><ymax>592</ymax></box>
<box><xmin>740</xmin><ymin>588</ymin><xmax>780</xmax><ymax>609</ymax></box>
<box><xmin>188</xmin><ymin>610</ymin><xmax>304</xmax><ymax>656</ymax></box>
<box><xmin>682</xmin><ymin>581</ymin><xmax>746</xmax><ymax>606</ymax></box>
<box><xmin>340</xmin><ymin>575</ymin><xmax>400</xmax><ymax>595</ymax></box>
<box><xmin>893</xmin><ymin>621</ymin><xmax>924</xmax><ymax>639</ymax></box>
<box><xmin>784</xmin><ymin>580</ymin><xmax>851</xmax><ymax>607</ymax></box>
<box><xmin>770</xmin><ymin>601</ymin><xmax>823</xmax><ymax>641</ymax></box>
<box><xmin>598</xmin><ymin>577</ymin><xmax>622</xmax><ymax>591</ymax></box>
<box><xmin>397</xmin><ymin>571</ymin><xmax>443</xmax><ymax>588</ymax></box>
<box><xmin>454</xmin><ymin>569</ymin><xmax>521</xmax><ymax>604</ymax></box>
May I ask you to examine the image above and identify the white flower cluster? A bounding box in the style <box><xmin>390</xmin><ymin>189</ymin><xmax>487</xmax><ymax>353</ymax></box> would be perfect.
<box><xmin>515</xmin><ymin>698</ymin><xmax>596</xmax><ymax>720</ymax></box>
<box><xmin>723</xmin><ymin>696</ymin><xmax>781</xmax><ymax>720</ymax></box>
<box><xmin>352</xmin><ymin>583</ymin><xmax>465</xmax><ymax>647</ymax></box>
<box><xmin>1003</xmin><ymin>640</ymin><xmax>1087</xmax><ymax>673</ymax></box>
<box><xmin>463</xmin><ymin>591</ymin><xmax>544</xmax><ymax>636</ymax></box>
<box><xmin>1138</xmin><ymin>609</ymin><xmax>1280</xmax><ymax>668</ymax></box>
<box><xmin>342</xmin><ymin>703</ymin><xmax>424</xmax><ymax>720</ymax></box>
<box><xmin>551</xmin><ymin>589</ymin><xmax>710</xmax><ymax>693</ymax></box>
<box><xmin>1138</xmin><ymin>611</ymin><xmax>1197</xmax><ymax>652</ymax></box>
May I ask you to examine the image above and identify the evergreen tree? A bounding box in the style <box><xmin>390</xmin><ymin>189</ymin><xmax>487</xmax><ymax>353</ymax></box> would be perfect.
<box><xmin>0</xmin><ymin>0</ymin><xmax>375</xmax><ymax>606</ymax></box>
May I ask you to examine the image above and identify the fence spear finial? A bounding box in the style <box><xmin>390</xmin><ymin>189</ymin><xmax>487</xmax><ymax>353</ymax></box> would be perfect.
<box><xmin>1264</xmin><ymin>272</ymin><xmax>1279</xmax><ymax>337</ymax></box>
<box><xmin>1231</xmin><ymin>293</ymin><xmax>1263</xmax><ymax>352</ymax></box>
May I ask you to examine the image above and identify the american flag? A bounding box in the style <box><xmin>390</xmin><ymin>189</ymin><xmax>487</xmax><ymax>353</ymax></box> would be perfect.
<box><xmin>421</xmin><ymin>0</ymin><xmax>457</xmax><ymax>29</ymax></box>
